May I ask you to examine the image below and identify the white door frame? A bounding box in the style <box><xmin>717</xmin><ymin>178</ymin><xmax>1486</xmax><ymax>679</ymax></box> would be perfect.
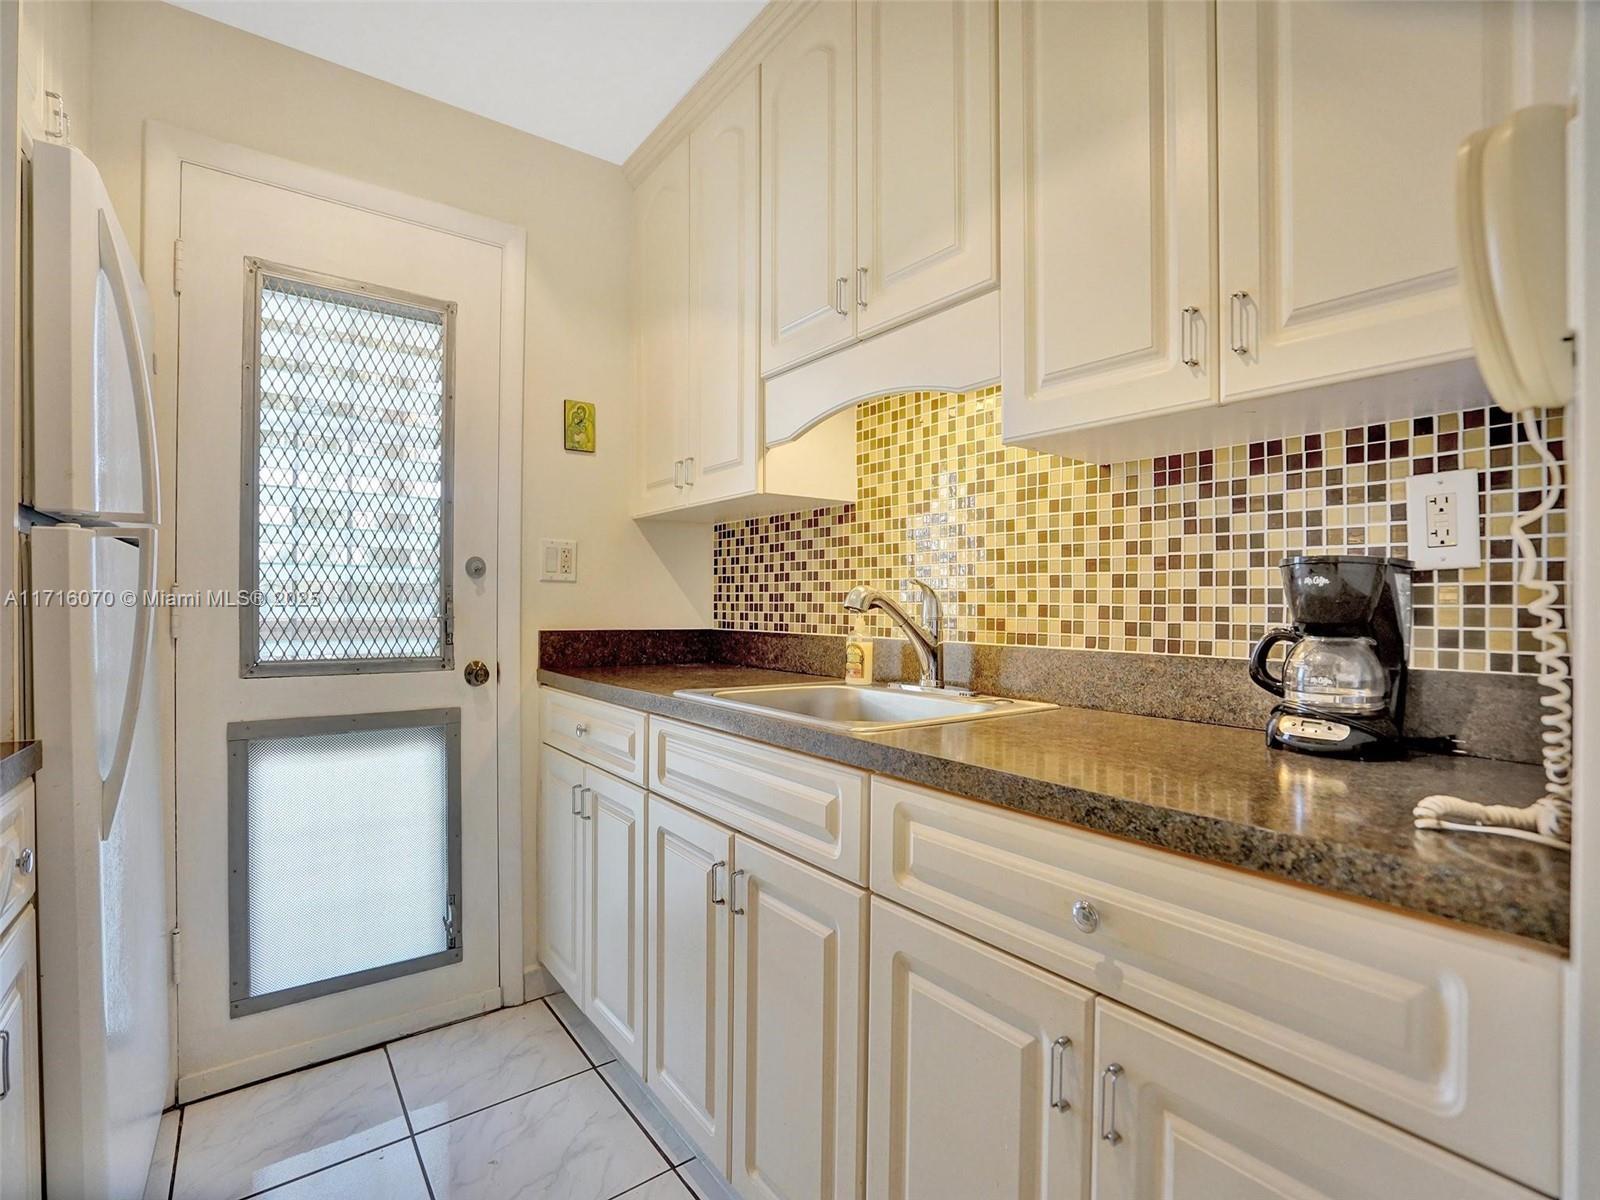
<box><xmin>140</xmin><ymin>124</ymin><xmax>528</xmax><ymax>1073</ymax></box>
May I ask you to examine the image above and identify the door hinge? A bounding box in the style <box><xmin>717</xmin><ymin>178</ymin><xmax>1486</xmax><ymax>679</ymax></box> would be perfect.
<box><xmin>170</xmin><ymin>927</ymin><xmax>182</xmax><ymax>985</ymax></box>
<box><xmin>172</xmin><ymin>238</ymin><xmax>185</xmax><ymax>296</ymax></box>
<box><xmin>443</xmin><ymin>893</ymin><xmax>459</xmax><ymax>950</ymax></box>
<box><xmin>443</xmin><ymin>588</ymin><xmax>455</xmax><ymax>648</ymax></box>
<box><xmin>169</xmin><ymin>581</ymin><xmax>180</xmax><ymax>642</ymax></box>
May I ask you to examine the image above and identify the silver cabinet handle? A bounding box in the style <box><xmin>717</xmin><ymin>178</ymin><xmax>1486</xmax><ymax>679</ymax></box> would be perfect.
<box><xmin>730</xmin><ymin>868</ymin><xmax>748</xmax><ymax>916</ymax></box>
<box><xmin>1049</xmin><ymin>1035</ymin><xmax>1072</xmax><ymax>1111</ymax></box>
<box><xmin>834</xmin><ymin>276</ymin><xmax>849</xmax><ymax>316</ymax></box>
<box><xmin>1181</xmin><ymin>306</ymin><xmax>1200</xmax><ymax>368</ymax></box>
<box><xmin>573</xmin><ymin>721</ymin><xmax>589</xmax><ymax>738</ymax></box>
<box><xmin>569</xmin><ymin>782</ymin><xmax>583</xmax><ymax>816</ymax></box>
<box><xmin>1071</xmin><ymin>899</ymin><xmax>1100</xmax><ymax>933</ymax></box>
<box><xmin>1100</xmin><ymin>1063</ymin><xmax>1124</xmax><ymax>1144</ymax></box>
<box><xmin>1229</xmin><ymin>290</ymin><xmax>1250</xmax><ymax>356</ymax></box>
<box><xmin>710</xmin><ymin>859</ymin><xmax>728</xmax><ymax>906</ymax></box>
<box><xmin>14</xmin><ymin>849</ymin><xmax>32</xmax><ymax>876</ymax></box>
<box><xmin>857</xmin><ymin>266</ymin><xmax>869</xmax><ymax>308</ymax></box>
<box><xmin>673</xmin><ymin>459</ymin><xmax>684</xmax><ymax>489</ymax></box>
<box><xmin>580</xmin><ymin>787</ymin><xmax>594</xmax><ymax>821</ymax></box>
<box><xmin>683</xmin><ymin>456</ymin><xmax>695</xmax><ymax>485</ymax></box>
<box><xmin>0</xmin><ymin>1029</ymin><xmax>10</xmax><ymax>1100</ymax></box>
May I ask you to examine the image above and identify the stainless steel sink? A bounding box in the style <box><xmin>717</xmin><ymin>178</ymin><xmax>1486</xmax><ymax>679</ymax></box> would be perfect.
<box><xmin>673</xmin><ymin>683</ymin><xmax>1054</xmax><ymax>733</ymax></box>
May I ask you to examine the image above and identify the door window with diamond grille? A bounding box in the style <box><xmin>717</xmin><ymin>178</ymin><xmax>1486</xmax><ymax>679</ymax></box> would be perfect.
<box><xmin>242</xmin><ymin>261</ymin><xmax>456</xmax><ymax>675</ymax></box>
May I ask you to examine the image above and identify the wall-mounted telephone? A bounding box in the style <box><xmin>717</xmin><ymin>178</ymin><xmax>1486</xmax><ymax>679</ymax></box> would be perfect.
<box><xmin>1414</xmin><ymin>103</ymin><xmax>1575</xmax><ymax>849</ymax></box>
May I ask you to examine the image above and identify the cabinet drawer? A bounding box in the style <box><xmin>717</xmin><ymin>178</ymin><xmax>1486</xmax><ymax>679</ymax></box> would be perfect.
<box><xmin>0</xmin><ymin>783</ymin><xmax>35</xmax><ymax>939</ymax></box>
<box><xmin>649</xmin><ymin>718</ymin><xmax>868</xmax><ymax>884</ymax></box>
<box><xmin>870</xmin><ymin>777</ymin><xmax>1561</xmax><ymax>1194</ymax></box>
<box><xmin>541</xmin><ymin>688</ymin><xmax>647</xmax><ymax>784</ymax></box>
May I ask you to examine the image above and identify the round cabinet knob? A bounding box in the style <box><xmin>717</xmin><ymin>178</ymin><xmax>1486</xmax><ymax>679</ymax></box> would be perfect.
<box><xmin>1071</xmin><ymin>899</ymin><xmax>1100</xmax><ymax>933</ymax></box>
<box><xmin>463</xmin><ymin>660</ymin><xmax>491</xmax><ymax>687</ymax></box>
<box><xmin>573</xmin><ymin>722</ymin><xmax>589</xmax><ymax>738</ymax></box>
<box><xmin>15</xmin><ymin>848</ymin><xmax>32</xmax><ymax>876</ymax></box>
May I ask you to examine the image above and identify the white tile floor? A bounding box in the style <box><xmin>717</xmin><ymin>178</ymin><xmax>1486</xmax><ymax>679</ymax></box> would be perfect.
<box><xmin>146</xmin><ymin>992</ymin><xmax>735</xmax><ymax>1200</ymax></box>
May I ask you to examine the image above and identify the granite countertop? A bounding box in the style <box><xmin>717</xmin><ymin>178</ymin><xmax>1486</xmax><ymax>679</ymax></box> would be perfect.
<box><xmin>538</xmin><ymin>663</ymin><xmax>1571</xmax><ymax>949</ymax></box>
<box><xmin>0</xmin><ymin>742</ymin><xmax>40</xmax><ymax>795</ymax></box>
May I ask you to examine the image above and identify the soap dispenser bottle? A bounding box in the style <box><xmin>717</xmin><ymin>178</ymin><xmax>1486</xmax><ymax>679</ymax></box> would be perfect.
<box><xmin>844</xmin><ymin>615</ymin><xmax>874</xmax><ymax>685</ymax></box>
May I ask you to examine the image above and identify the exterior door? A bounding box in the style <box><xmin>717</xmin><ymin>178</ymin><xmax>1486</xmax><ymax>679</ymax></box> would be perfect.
<box><xmin>647</xmin><ymin>796</ymin><xmax>733</xmax><ymax>1172</ymax></box>
<box><xmin>760</xmin><ymin>0</ymin><xmax>857</xmax><ymax>375</ymax></box>
<box><xmin>731</xmin><ymin>837</ymin><xmax>866</xmax><ymax>1200</ymax></box>
<box><xmin>856</xmin><ymin>0</ymin><xmax>997</xmax><ymax>337</ymax></box>
<box><xmin>999</xmin><ymin>0</ymin><xmax>1214</xmax><ymax>443</ymax></box>
<box><xmin>635</xmin><ymin>141</ymin><xmax>691</xmax><ymax>514</ymax></box>
<box><xmin>174</xmin><ymin>162</ymin><xmax>504</xmax><ymax>1098</ymax></box>
<box><xmin>686</xmin><ymin>68</ymin><xmax>761</xmax><ymax>506</ymax></box>
<box><xmin>538</xmin><ymin>748</ymin><xmax>586</xmax><ymax>999</ymax></box>
<box><xmin>867</xmin><ymin>899</ymin><xmax>1092</xmax><ymax>1200</ymax></box>
<box><xmin>1090</xmin><ymin>1001</ymin><xmax>1542</xmax><ymax>1200</ymax></box>
<box><xmin>582</xmin><ymin>770</ymin><xmax>647</xmax><ymax>1075</ymax></box>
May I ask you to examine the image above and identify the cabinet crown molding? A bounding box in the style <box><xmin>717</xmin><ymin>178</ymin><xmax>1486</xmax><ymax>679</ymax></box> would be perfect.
<box><xmin>623</xmin><ymin>0</ymin><xmax>816</xmax><ymax>188</ymax></box>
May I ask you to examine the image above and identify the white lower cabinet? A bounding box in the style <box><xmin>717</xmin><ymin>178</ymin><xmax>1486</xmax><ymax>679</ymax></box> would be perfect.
<box><xmin>731</xmin><ymin>837</ymin><xmax>866</xmax><ymax>1200</ymax></box>
<box><xmin>539</xmin><ymin>746</ymin><xmax>648</xmax><ymax>1074</ymax></box>
<box><xmin>1090</xmin><ymin>1001</ymin><xmax>1541</xmax><ymax>1200</ymax></box>
<box><xmin>867</xmin><ymin>898</ymin><xmax>1092</xmax><ymax>1200</ymax></box>
<box><xmin>537</xmin><ymin>747</ymin><xmax>586</xmax><ymax>999</ymax></box>
<box><xmin>582</xmin><ymin>770</ymin><xmax>648</xmax><ymax>1076</ymax></box>
<box><xmin>0</xmin><ymin>906</ymin><xmax>41</xmax><ymax>1200</ymax></box>
<box><xmin>647</xmin><ymin>796</ymin><xmax>735</xmax><ymax>1170</ymax></box>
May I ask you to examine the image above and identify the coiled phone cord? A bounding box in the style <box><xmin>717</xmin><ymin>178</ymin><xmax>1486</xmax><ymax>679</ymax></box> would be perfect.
<box><xmin>1413</xmin><ymin>409</ymin><xmax>1572</xmax><ymax>850</ymax></box>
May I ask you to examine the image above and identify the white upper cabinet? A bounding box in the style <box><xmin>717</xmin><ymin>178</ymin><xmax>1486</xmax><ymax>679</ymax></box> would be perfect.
<box><xmin>687</xmin><ymin>70</ymin><xmax>762</xmax><ymax>506</ymax></box>
<box><xmin>856</xmin><ymin>0</ymin><xmax>997</xmax><ymax>338</ymax></box>
<box><xmin>634</xmin><ymin>142</ymin><xmax>692</xmax><ymax>515</ymax></box>
<box><xmin>1000</xmin><ymin>0</ymin><xmax>1214</xmax><ymax>445</ymax></box>
<box><xmin>761</xmin><ymin>0</ymin><xmax>858</xmax><ymax>375</ymax></box>
<box><xmin>1217</xmin><ymin>0</ymin><xmax>1528</xmax><ymax>402</ymax></box>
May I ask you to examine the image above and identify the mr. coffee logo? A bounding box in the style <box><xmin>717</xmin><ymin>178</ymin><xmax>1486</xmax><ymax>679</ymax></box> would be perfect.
<box><xmin>1304</xmin><ymin>574</ymin><xmax>1332</xmax><ymax>588</ymax></box>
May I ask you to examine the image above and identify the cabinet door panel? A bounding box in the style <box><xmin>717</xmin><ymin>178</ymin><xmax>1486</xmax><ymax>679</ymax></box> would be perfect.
<box><xmin>647</xmin><ymin>796</ymin><xmax>734</xmax><ymax>1172</ymax></box>
<box><xmin>687</xmin><ymin>70</ymin><xmax>762</xmax><ymax>505</ymax></box>
<box><xmin>0</xmin><ymin>908</ymin><xmax>40</xmax><ymax>1200</ymax></box>
<box><xmin>1218</xmin><ymin>0</ymin><xmax>1512</xmax><ymax>399</ymax></box>
<box><xmin>583</xmin><ymin>772</ymin><xmax>647</xmax><ymax>1075</ymax></box>
<box><xmin>761</xmin><ymin>0</ymin><xmax>857</xmax><ymax>374</ymax></box>
<box><xmin>1000</xmin><ymin>0</ymin><xmax>1214</xmax><ymax>445</ymax></box>
<box><xmin>732</xmin><ymin>837</ymin><xmax>866</xmax><ymax>1200</ymax></box>
<box><xmin>856</xmin><ymin>0</ymin><xmax>996</xmax><ymax>336</ymax></box>
<box><xmin>1091</xmin><ymin>1002</ymin><xmax>1542</xmax><ymax>1200</ymax></box>
<box><xmin>537</xmin><ymin>748</ymin><xmax>586</xmax><ymax>998</ymax></box>
<box><xmin>868</xmin><ymin>899</ymin><xmax>1091</xmax><ymax>1200</ymax></box>
<box><xmin>636</xmin><ymin>142</ymin><xmax>691</xmax><ymax>513</ymax></box>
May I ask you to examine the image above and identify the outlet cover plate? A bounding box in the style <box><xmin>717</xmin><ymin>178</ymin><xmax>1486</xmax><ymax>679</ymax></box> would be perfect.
<box><xmin>1405</xmin><ymin>470</ymin><xmax>1481</xmax><ymax>570</ymax></box>
<box><xmin>540</xmin><ymin>538</ymin><xmax>577</xmax><ymax>582</ymax></box>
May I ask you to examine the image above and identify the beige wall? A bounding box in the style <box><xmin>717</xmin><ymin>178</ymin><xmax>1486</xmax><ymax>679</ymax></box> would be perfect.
<box><xmin>84</xmin><ymin>0</ymin><xmax>712</xmax><ymax>973</ymax></box>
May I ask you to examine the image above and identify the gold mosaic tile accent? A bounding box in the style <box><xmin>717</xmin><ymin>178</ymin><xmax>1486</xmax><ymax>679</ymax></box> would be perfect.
<box><xmin>713</xmin><ymin>387</ymin><xmax>1567</xmax><ymax>675</ymax></box>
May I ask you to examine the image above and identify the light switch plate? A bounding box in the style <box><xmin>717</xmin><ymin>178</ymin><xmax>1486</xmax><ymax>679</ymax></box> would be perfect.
<box><xmin>1405</xmin><ymin>470</ymin><xmax>1482</xmax><ymax>570</ymax></box>
<box><xmin>540</xmin><ymin>539</ymin><xmax>577</xmax><ymax>582</ymax></box>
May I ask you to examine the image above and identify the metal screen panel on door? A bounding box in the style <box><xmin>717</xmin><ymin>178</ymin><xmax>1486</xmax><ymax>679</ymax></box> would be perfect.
<box><xmin>228</xmin><ymin>709</ymin><xmax>462</xmax><ymax>1016</ymax></box>
<box><xmin>241</xmin><ymin>261</ymin><xmax>456</xmax><ymax>676</ymax></box>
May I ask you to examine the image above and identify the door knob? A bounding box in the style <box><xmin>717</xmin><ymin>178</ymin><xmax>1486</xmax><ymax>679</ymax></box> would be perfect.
<box><xmin>464</xmin><ymin>660</ymin><xmax>491</xmax><ymax>686</ymax></box>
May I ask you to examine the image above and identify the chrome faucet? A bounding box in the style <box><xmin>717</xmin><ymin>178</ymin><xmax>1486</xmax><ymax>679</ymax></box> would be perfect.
<box><xmin>844</xmin><ymin>580</ymin><xmax>945</xmax><ymax>689</ymax></box>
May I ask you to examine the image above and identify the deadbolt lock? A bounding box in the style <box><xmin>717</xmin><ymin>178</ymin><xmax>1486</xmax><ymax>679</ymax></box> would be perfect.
<box><xmin>464</xmin><ymin>660</ymin><xmax>491</xmax><ymax>687</ymax></box>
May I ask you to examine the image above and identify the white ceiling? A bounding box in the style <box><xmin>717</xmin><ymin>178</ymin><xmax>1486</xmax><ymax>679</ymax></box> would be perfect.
<box><xmin>171</xmin><ymin>0</ymin><xmax>766</xmax><ymax>164</ymax></box>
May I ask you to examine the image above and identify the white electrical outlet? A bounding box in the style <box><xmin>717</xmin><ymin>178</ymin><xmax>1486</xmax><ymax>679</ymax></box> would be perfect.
<box><xmin>1405</xmin><ymin>470</ymin><xmax>1481</xmax><ymax>570</ymax></box>
<box><xmin>540</xmin><ymin>538</ymin><xmax>577</xmax><ymax>582</ymax></box>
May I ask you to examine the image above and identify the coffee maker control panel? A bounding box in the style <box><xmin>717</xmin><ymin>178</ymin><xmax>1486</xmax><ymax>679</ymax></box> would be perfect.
<box><xmin>1276</xmin><ymin>715</ymin><xmax>1352</xmax><ymax>743</ymax></box>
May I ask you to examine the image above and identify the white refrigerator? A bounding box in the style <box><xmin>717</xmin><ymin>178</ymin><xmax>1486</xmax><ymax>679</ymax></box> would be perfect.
<box><xmin>25</xmin><ymin>140</ymin><xmax>171</xmax><ymax>1198</ymax></box>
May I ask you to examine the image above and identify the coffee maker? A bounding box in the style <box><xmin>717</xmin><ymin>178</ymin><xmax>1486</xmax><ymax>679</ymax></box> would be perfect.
<box><xmin>1248</xmin><ymin>555</ymin><xmax>1414</xmax><ymax>759</ymax></box>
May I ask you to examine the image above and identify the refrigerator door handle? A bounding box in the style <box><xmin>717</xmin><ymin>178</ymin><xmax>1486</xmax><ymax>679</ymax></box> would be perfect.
<box><xmin>100</xmin><ymin>526</ymin><xmax>157</xmax><ymax>839</ymax></box>
<box><xmin>98</xmin><ymin>211</ymin><xmax>161</xmax><ymax>525</ymax></box>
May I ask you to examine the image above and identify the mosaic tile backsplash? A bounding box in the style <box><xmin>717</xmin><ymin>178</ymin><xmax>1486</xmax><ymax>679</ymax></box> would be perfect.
<box><xmin>713</xmin><ymin>387</ymin><xmax>1567</xmax><ymax>675</ymax></box>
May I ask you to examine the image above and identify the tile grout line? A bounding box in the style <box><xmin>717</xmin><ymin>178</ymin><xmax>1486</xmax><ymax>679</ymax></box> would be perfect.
<box><xmin>406</xmin><ymin>1064</ymin><xmax>598</xmax><ymax>1136</ymax></box>
<box><xmin>541</xmin><ymin>994</ymin><xmax>618</xmax><ymax>1068</ymax></box>
<box><xmin>592</xmin><ymin>1063</ymin><xmax>686</xmax><ymax>1172</ymax></box>
<box><xmin>165</xmin><ymin>1107</ymin><xmax>183</xmax><ymax>1200</ymax></box>
<box><xmin>383</xmin><ymin>1045</ymin><xmax>436</xmax><ymax>1200</ymax></box>
<box><xmin>233</xmin><ymin>1136</ymin><xmax>416</xmax><ymax>1200</ymax></box>
<box><xmin>607</xmin><ymin>1165</ymin><xmax>681</xmax><ymax>1198</ymax></box>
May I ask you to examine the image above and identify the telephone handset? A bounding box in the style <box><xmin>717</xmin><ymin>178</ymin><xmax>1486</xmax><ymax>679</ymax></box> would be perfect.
<box><xmin>1413</xmin><ymin>104</ymin><xmax>1575</xmax><ymax>849</ymax></box>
